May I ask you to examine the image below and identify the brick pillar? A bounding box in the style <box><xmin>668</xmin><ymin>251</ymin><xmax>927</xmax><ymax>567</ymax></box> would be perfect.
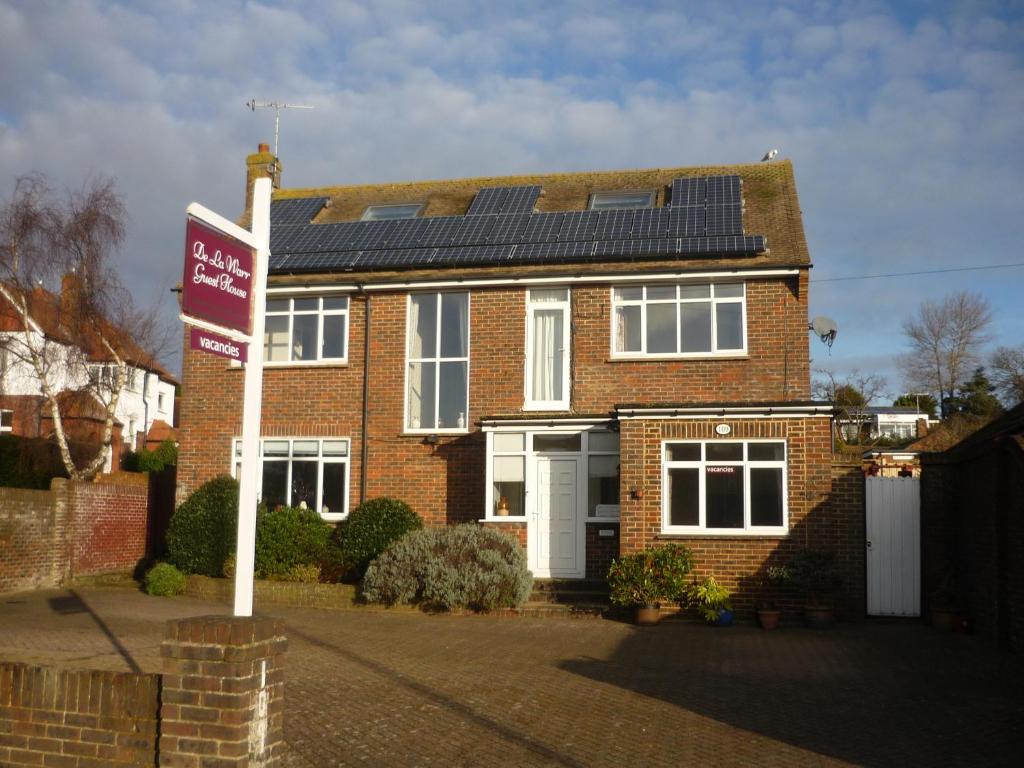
<box><xmin>160</xmin><ymin>616</ymin><xmax>287</xmax><ymax>767</ymax></box>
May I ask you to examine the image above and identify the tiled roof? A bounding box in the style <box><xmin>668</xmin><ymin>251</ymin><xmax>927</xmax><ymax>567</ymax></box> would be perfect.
<box><xmin>264</xmin><ymin>160</ymin><xmax>809</xmax><ymax>281</ymax></box>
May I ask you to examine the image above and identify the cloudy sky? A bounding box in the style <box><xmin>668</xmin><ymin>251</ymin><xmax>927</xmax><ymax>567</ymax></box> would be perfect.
<box><xmin>1</xmin><ymin>0</ymin><xmax>1022</xmax><ymax>399</ymax></box>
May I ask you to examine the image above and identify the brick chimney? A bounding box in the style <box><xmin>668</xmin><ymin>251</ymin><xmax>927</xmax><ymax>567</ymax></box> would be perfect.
<box><xmin>60</xmin><ymin>272</ymin><xmax>82</xmax><ymax>321</ymax></box>
<box><xmin>245</xmin><ymin>142</ymin><xmax>280</xmax><ymax>211</ymax></box>
<box><xmin>916</xmin><ymin>418</ymin><xmax>929</xmax><ymax>439</ymax></box>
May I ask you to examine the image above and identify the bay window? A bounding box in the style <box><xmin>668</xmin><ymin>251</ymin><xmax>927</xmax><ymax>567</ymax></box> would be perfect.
<box><xmin>233</xmin><ymin>437</ymin><xmax>350</xmax><ymax>520</ymax></box>
<box><xmin>612</xmin><ymin>283</ymin><xmax>745</xmax><ymax>357</ymax></box>
<box><xmin>406</xmin><ymin>292</ymin><xmax>469</xmax><ymax>431</ymax></box>
<box><xmin>662</xmin><ymin>440</ymin><xmax>786</xmax><ymax>534</ymax></box>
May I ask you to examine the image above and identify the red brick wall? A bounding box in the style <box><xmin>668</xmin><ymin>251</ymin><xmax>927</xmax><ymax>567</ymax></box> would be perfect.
<box><xmin>178</xmin><ymin>275</ymin><xmax>811</xmax><ymax>522</ymax></box>
<box><xmin>616</xmin><ymin>417</ymin><xmax>859</xmax><ymax>618</ymax></box>
<box><xmin>585</xmin><ymin>522</ymin><xmax>620</xmax><ymax>580</ymax></box>
<box><xmin>0</xmin><ymin>663</ymin><xmax>160</xmax><ymax>767</ymax></box>
<box><xmin>0</xmin><ymin>477</ymin><xmax>149</xmax><ymax>593</ymax></box>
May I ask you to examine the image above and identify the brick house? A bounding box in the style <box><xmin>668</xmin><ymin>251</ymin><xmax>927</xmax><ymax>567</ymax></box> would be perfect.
<box><xmin>1</xmin><ymin>278</ymin><xmax>178</xmax><ymax>469</ymax></box>
<box><xmin>177</xmin><ymin>148</ymin><xmax>834</xmax><ymax>598</ymax></box>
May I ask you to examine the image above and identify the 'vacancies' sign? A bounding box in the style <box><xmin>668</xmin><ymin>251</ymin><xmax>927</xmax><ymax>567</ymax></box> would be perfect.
<box><xmin>182</xmin><ymin>218</ymin><xmax>255</xmax><ymax>335</ymax></box>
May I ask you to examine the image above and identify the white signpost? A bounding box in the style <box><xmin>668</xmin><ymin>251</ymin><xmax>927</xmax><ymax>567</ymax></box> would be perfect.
<box><xmin>180</xmin><ymin>178</ymin><xmax>271</xmax><ymax>617</ymax></box>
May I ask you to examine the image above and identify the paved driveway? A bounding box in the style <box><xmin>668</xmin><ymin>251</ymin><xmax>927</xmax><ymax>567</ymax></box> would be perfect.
<box><xmin>0</xmin><ymin>587</ymin><xmax>1020</xmax><ymax>767</ymax></box>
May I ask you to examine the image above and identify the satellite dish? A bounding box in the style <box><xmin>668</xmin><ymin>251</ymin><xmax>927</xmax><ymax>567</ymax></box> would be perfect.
<box><xmin>809</xmin><ymin>316</ymin><xmax>838</xmax><ymax>348</ymax></box>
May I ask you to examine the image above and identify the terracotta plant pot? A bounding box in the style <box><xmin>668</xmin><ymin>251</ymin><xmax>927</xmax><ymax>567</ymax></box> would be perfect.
<box><xmin>635</xmin><ymin>605</ymin><xmax>661</xmax><ymax>625</ymax></box>
<box><xmin>757</xmin><ymin>608</ymin><xmax>781</xmax><ymax>630</ymax></box>
<box><xmin>931</xmin><ymin>607</ymin><xmax>955</xmax><ymax>630</ymax></box>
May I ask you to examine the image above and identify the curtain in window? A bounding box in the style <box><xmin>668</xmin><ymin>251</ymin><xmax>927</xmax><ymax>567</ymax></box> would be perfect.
<box><xmin>532</xmin><ymin>309</ymin><xmax>562</xmax><ymax>401</ymax></box>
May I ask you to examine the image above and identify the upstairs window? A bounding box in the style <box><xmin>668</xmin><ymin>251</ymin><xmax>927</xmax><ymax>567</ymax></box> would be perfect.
<box><xmin>612</xmin><ymin>283</ymin><xmax>745</xmax><ymax>357</ymax></box>
<box><xmin>264</xmin><ymin>296</ymin><xmax>349</xmax><ymax>364</ymax></box>
<box><xmin>362</xmin><ymin>204</ymin><xmax>423</xmax><ymax>221</ymax></box>
<box><xmin>406</xmin><ymin>292</ymin><xmax>469</xmax><ymax>431</ymax></box>
<box><xmin>525</xmin><ymin>288</ymin><xmax>570</xmax><ymax>410</ymax></box>
<box><xmin>589</xmin><ymin>191</ymin><xmax>654</xmax><ymax>210</ymax></box>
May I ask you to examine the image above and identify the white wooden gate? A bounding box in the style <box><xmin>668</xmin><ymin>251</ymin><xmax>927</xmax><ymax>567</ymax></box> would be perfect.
<box><xmin>866</xmin><ymin>476</ymin><xmax>921</xmax><ymax>616</ymax></box>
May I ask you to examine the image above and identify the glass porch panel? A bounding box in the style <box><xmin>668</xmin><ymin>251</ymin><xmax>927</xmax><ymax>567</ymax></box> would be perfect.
<box><xmin>493</xmin><ymin>455</ymin><xmax>525</xmax><ymax>516</ymax></box>
<box><xmin>533</xmin><ymin>433</ymin><xmax>581</xmax><ymax>452</ymax></box>
<box><xmin>588</xmin><ymin>454</ymin><xmax>620</xmax><ymax>516</ymax></box>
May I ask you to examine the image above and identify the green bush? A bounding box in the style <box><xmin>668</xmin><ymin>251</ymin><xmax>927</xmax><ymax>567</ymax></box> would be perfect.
<box><xmin>686</xmin><ymin>576</ymin><xmax>732</xmax><ymax>623</ymax></box>
<box><xmin>317</xmin><ymin>540</ymin><xmax>351</xmax><ymax>583</ymax></box>
<box><xmin>254</xmin><ymin>505</ymin><xmax>333</xmax><ymax>578</ymax></box>
<box><xmin>123</xmin><ymin>440</ymin><xmax>177</xmax><ymax>473</ymax></box>
<box><xmin>166</xmin><ymin>476</ymin><xmax>239</xmax><ymax>576</ymax></box>
<box><xmin>144</xmin><ymin>562</ymin><xmax>187</xmax><ymax>596</ymax></box>
<box><xmin>362</xmin><ymin>524</ymin><xmax>532</xmax><ymax>612</ymax></box>
<box><xmin>281</xmin><ymin>563</ymin><xmax>322</xmax><ymax>583</ymax></box>
<box><xmin>608</xmin><ymin>544</ymin><xmax>694</xmax><ymax>607</ymax></box>
<box><xmin>339</xmin><ymin>497</ymin><xmax>423</xmax><ymax>578</ymax></box>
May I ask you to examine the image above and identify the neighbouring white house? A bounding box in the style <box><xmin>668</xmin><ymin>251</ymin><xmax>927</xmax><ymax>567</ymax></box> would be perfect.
<box><xmin>0</xmin><ymin>277</ymin><xmax>177</xmax><ymax>471</ymax></box>
<box><xmin>837</xmin><ymin>405</ymin><xmax>938</xmax><ymax>443</ymax></box>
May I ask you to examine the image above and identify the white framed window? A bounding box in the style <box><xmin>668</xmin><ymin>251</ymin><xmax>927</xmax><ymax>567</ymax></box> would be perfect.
<box><xmin>589</xmin><ymin>191</ymin><xmax>654</xmax><ymax>210</ymax></box>
<box><xmin>0</xmin><ymin>409</ymin><xmax>12</xmax><ymax>433</ymax></box>
<box><xmin>405</xmin><ymin>292</ymin><xmax>469</xmax><ymax>432</ymax></box>
<box><xmin>612</xmin><ymin>282</ymin><xmax>745</xmax><ymax>357</ymax></box>
<box><xmin>362</xmin><ymin>203</ymin><xmax>423</xmax><ymax>221</ymax></box>
<box><xmin>662</xmin><ymin>440</ymin><xmax>787</xmax><ymax>535</ymax></box>
<box><xmin>525</xmin><ymin>288</ymin><xmax>570</xmax><ymax>410</ymax></box>
<box><xmin>125</xmin><ymin>367</ymin><xmax>138</xmax><ymax>391</ymax></box>
<box><xmin>157</xmin><ymin>392</ymin><xmax>167</xmax><ymax>412</ymax></box>
<box><xmin>264</xmin><ymin>296</ymin><xmax>349</xmax><ymax>365</ymax></box>
<box><xmin>232</xmin><ymin>437</ymin><xmax>350</xmax><ymax>521</ymax></box>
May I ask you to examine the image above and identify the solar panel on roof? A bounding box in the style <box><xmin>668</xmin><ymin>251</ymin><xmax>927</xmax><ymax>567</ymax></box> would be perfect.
<box><xmin>270</xmin><ymin>197</ymin><xmax>328</xmax><ymax>225</ymax></box>
<box><xmin>669</xmin><ymin>178</ymin><xmax>705</xmax><ymax>207</ymax></box>
<box><xmin>467</xmin><ymin>185</ymin><xmax>541</xmax><ymax>215</ymax></box>
<box><xmin>705</xmin><ymin>203</ymin><xmax>743</xmax><ymax>236</ymax></box>
<box><xmin>467</xmin><ymin>188</ymin><xmax>508</xmax><ymax>215</ymax></box>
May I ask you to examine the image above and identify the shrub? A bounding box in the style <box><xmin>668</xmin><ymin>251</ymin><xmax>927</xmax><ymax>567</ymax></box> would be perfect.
<box><xmin>166</xmin><ymin>476</ymin><xmax>238</xmax><ymax>576</ymax></box>
<box><xmin>317</xmin><ymin>540</ymin><xmax>351</xmax><ymax>583</ymax></box>
<box><xmin>254</xmin><ymin>505</ymin><xmax>333</xmax><ymax>579</ymax></box>
<box><xmin>144</xmin><ymin>562</ymin><xmax>186</xmax><ymax>596</ymax></box>
<box><xmin>123</xmin><ymin>440</ymin><xmax>177</xmax><ymax>473</ymax></box>
<box><xmin>787</xmin><ymin>549</ymin><xmax>843</xmax><ymax>605</ymax></box>
<box><xmin>339</xmin><ymin>497</ymin><xmax>423</xmax><ymax>578</ymax></box>
<box><xmin>686</xmin><ymin>576</ymin><xmax>732</xmax><ymax>623</ymax></box>
<box><xmin>282</xmin><ymin>564</ymin><xmax>321</xmax><ymax>583</ymax></box>
<box><xmin>608</xmin><ymin>544</ymin><xmax>694</xmax><ymax>607</ymax></box>
<box><xmin>362</xmin><ymin>524</ymin><xmax>532</xmax><ymax>612</ymax></box>
<box><xmin>222</xmin><ymin>553</ymin><xmax>236</xmax><ymax>579</ymax></box>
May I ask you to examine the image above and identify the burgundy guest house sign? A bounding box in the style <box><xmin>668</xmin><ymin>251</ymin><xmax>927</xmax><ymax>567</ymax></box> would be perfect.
<box><xmin>181</xmin><ymin>218</ymin><xmax>254</xmax><ymax>362</ymax></box>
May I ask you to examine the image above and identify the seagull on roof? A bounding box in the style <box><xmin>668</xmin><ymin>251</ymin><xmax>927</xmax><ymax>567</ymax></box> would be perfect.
<box><xmin>761</xmin><ymin>148</ymin><xmax>779</xmax><ymax>162</ymax></box>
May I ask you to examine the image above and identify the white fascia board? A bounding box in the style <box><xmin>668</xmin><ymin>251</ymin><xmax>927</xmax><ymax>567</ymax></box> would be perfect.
<box><xmin>266</xmin><ymin>267</ymin><xmax>801</xmax><ymax>294</ymax></box>
<box><xmin>481</xmin><ymin>417</ymin><xmax>612</xmax><ymax>431</ymax></box>
<box><xmin>617</xmin><ymin>405</ymin><xmax>833</xmax><ymax>419</ymax></box>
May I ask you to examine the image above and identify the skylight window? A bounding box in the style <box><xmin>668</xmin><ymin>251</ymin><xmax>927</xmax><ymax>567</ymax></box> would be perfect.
<box><xmin>588</xmin><ymin>191</ymin><xmax>654</xmax><ymax>210</ymax></box>
<box><xmin>361</xmin><ymin>204</ymin><xmax>423</xmax><ymax>221</ymax></box>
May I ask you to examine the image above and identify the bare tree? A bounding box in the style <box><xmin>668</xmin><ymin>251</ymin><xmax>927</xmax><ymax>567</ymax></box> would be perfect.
<box><xmin>990</xmin><ymin>345</ymin><xmax>1024</xmax><ymax>406</ymax></box>
<box><xmin>899</xmin><ymin>291</ymin><xmax>992</xmax><ymax>418</ymax></box>
<box><xmin>0</xmin><ymin>174</ymin><xmax>167</xmax><ymax>480</ymax></box>
<box><xmin>814</xmin><ymin>368</ymin><xmax>887</xmax><ymax>445</ymax></box>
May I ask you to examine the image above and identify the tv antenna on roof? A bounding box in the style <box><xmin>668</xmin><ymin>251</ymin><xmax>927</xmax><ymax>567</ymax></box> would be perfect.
<box><xmin>809</xmin><ymin>316</ymin><xmax>838</xmax><ymax>351</ymax></box>
<box><xmin>245</xmin><ymin>99</ymin><xmax>314</xmax><ymax>158</ymax></box>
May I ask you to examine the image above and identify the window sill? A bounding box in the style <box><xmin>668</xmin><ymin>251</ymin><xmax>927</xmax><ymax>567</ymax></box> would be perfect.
<box><xmin>402</xmin><ymin>429</ymin><xmax>470</xmax><ymax>437</ymax></box>
<box><xmin>522</xmin><ymin>403</ymin><xmax>571</xmax><ymax>412</ymax></box>
<box><xmin>479</xmin><ymin>517</ymin><xmax>529</xmax><ymax>523</ymax></box>
<box><xmin>657</xmin><ymin>530</ymin><xmax>788</xmax><ymax>540</ymax></box>
<box><xmin>264</xmin><ymin>360</ymin><xmax>349</xmax><ymax>368</ymax></box>
<box><xmin>608</xmin><ymin>353</ymin><xmax>748</xmax><ymax>362</ymax></box>
<box><xmin>585</xmin><ymin>518</ymin><xmax>620</xmax><ymax>524</ymax></box>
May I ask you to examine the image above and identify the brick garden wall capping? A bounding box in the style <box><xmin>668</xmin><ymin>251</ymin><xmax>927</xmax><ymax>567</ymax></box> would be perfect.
<box><xmin>185</xmin><ymin>574</ymin><xmax>358</xmax><ymax>610</ymax></box>
<box><xmin>0</xmin><ymin>477</ymin><xmax>149</xmax><ymax>594</ymax></box>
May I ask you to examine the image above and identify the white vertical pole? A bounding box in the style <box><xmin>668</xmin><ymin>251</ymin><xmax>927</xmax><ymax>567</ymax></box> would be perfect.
<box><xmin>234</xmin><ymin>178</ymin><xmax>271</xmax><ymax>617</ymax></box>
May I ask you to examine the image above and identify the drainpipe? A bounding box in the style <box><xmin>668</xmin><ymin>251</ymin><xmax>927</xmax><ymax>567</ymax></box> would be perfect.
<box><xmin>359</xmin><ymin>286</ymin><xmax>370</xmax><ymax>504</ymax></box>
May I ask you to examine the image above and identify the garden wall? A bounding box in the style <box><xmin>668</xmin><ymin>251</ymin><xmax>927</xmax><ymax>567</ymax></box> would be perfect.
<box><xmin>0</xmin><ymin>475</ymin><xmax>149</xmax><ymax>594</ymax></box>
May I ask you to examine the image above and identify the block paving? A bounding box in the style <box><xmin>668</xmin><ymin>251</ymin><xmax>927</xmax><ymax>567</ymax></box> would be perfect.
<box><xmin>0</xmin><ymin>586</ymin><xmax>1020</xmax><ymax>767</ymax></box>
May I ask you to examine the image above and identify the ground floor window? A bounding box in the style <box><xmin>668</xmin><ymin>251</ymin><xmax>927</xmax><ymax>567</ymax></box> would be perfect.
<box><xmin>0</xmin><ymin>409</ymin><xmax>12</xmax><ymax>433</ymax></box>
<box><xmin>662</xmin><ymin>440</ymin><xmax>786</xmax><ymax>534</ymax></box>
<box><xmin>233</xmin><ymin>437</ymin><xmax>349</xmax><ymax>520</ymax></box>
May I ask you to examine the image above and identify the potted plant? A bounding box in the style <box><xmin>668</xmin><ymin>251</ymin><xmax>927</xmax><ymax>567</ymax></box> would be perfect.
<box><xmin>787</xmin><ymin>549</ymin><xmax>843</xmax><ymax>628</ymax></box>
<box><xmin>607</xmin><ymin>544</ymin><xmax>693</xmax><ymax>625</ymax></box>
<box><xmin>687</xmin><ymin>575</ymin><xmax>733</xmax><ymax>626</ymax></box>
<box><xmin>756</xmin><ymin>565</ymin><xmax>790</xmax><ymax>630</ymax></box>
<box><xmin>929</xmin><ymin>571</ymin><xmax>960</xmax><ymax>630</ymax></box>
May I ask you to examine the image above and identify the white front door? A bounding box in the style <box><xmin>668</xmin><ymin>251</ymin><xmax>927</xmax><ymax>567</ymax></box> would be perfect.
<box><xmin>530</xmin><ymin>457</ymin><xmax>582</xmax><ymax>578</ymax></box>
